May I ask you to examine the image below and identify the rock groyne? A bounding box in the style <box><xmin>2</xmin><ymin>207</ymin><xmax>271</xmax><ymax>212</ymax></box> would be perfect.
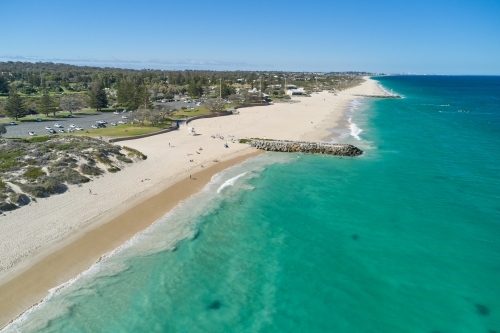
<box><xmin>249</xmin><ymin>140</ymin><xmax>363</xmax><ymax>157</ymax></box>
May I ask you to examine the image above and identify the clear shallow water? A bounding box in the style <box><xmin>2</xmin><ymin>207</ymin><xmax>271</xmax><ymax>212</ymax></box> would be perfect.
<box><xmin>4</xmin><ymin>76</ymin><xmax>500</xmax><ymax>333</ymax></box>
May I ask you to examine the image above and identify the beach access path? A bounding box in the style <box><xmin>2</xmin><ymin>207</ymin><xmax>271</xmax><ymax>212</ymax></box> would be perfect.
<box><xmin>0</xmin><ymin>77</ymin><xmax>387</xmax><ymax>329</ymax></box>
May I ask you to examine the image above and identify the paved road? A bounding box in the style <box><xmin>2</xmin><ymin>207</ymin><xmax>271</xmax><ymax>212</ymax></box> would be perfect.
<box><xmin>4</xmin><ymin>112</ymin><xmax>133</xmax><ymax>137</ymax></box>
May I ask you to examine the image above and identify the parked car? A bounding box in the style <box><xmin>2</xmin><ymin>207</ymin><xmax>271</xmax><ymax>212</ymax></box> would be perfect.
<box><xmin>48</xmin><ymin>129</ymin><xmax>56</xmax><ymax>134</ymax></box>
<box><xmin>8</xmin><ymin>121</ymin><xmax>16</xmax><ymax>125</ymax></box>
<box><xmin>97</xmin><ymin>124</ymin><xmax>106</xmax><ymax>128</ymax></box>
<box><xmin>110</xmin><ymin>122</ymin><xmax>117</xmax><ymax>126</ymax></box>
<box><xmin>28</xmin><ymin>131</ymin><xmax>36</xmax><ymax>136</ymax></box>
<box><xmin>35</xmin><ymin>118</ymin><xmax>42</xmax><ymax>122</ymax></box>
<box><xmin>45</xmin><ymin>126</ymin><xmax>52</xmax><ymax>130</ymax></box>
<box><xmin>122</xmin><ymin>116</ymin><xmax>128</xmax><ymax>119</ymax></box>
<box><xmin>75</xmin><ymin>126</ymin><xmax>83</xmax><ymax>131</ymax></box>
<box><xmin>70</xmin><ymin>124</ymin><xmax>76</xmax><ymax>128</ymax></box>
<box><xmin>113</xmin><ymin>111</ymin><xmax>120</xmax><ymax>115</ymax></box>
<box><xmin>54</xmin><ymin>123</ymin><xmax>62</xmax><ymax>128</ymax></box>
<box><xmin>67</xmin><ymin>114</ymin><xmax>74</xmax><ymax>118</ymax></box>
<box><xmin>91</xmin><ymin>125</ymin><xmax>99</xmax><ymax>129</ymax></box>
<box><xmin>97</xmin><ymin>120</ymin><xmax>107</xmax><ymax>124</ymax></box>
<box><xmin>58</xmin><ymin>129</ymin><xmax>65</xmax><ymax>133</ymax></box>
<box><xmin>118</xmin><ymin>121</ymin><xmax>126</xmax><ymax>124</ymax></box>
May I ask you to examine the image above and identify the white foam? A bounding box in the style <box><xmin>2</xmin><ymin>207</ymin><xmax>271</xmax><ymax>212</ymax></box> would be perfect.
<box><xmin>217</xmin><ymin>172</ymin><xmax>248</xmax><ymax>193</ymax></box>
<box><xmin>349</xmin><ymin>122</ymin><xmax>363</xmax><ymax>141</ymax></box>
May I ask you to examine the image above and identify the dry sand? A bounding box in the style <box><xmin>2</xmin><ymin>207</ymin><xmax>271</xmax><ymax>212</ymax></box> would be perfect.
<box><xmin>0</xmin><ymin>77</ymin><xmax>386</xmax><ymax>328</ymax></box>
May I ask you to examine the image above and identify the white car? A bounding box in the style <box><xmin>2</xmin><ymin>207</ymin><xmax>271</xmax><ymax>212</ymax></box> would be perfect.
<box><xmin>70</xmin><ymin>124</ymin><xmax>76</xmax><ymax>128</ymax></box>
<box><xmin>28</xmin><ymin>131</ymin><xmax>36</xmax><ymax>136</ymax></box>
<box><xmin>59</xmin><ymin>129</ymin><xmax>65</xmax><ymax>133</ymax></box>
<box><xmin>54</xmin><ymin>123</ymin><xmax>62</xmax><ymax>128</ymax></box>
<box><xmin>97</xmin><ymin>120</ymin><xmax>107</xmax><ymax>124</ymax></box>
<box><xmin>91</xmin><ymin>125</ymin><xmax>99</xmax><ymax>129</ymax></box>
<box><xmin>45</xmin><ymin>126</ymin><xmax>52</xmax><ymax>130</ymax></box>
<box><xmin>122</xmin><ymin>116</ymin><xmax>128</xmax><ymax>119</ymax></box>
<box><xmin>110</xmin><ymin>122</ymin><xmax>117</xmax><ymax>126</ymax></box>
<box><xmin>75</xmin><ymin>126</ymin><xmax>83</xmax><ymax>131</ymax></box>
<box><xmin>113</xmin><ymin>111</ymin><xmax>120</xmax><ymax>115</ymax></box>
<box><xmin>118</xmin><ymin>121</ymin><xmax>126</xmax><ymax>124</ymax></box>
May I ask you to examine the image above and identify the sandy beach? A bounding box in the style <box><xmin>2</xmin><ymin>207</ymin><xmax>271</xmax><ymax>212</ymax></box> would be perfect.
<box><xmin>0</xmin><ymin>77</ymin><xmax>386</xmax><ymax>328</ymax></box>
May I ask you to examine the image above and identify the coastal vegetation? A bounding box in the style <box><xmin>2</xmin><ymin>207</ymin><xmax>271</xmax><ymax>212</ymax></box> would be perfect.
<box><xmin>0</xmin><ymin>136</ymin><xmax>146</xmax><ymax>213</ymax></box>
<box><xmin>0</xmin><ymin>61</ymin><xmax>366</xmax><ymax>120</ymax></box>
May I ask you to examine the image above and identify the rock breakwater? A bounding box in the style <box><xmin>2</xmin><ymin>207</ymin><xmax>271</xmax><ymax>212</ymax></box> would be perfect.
<box><xmin>249</xmin><ymin>140</ymin><xmax>363</xmax><ymax>156</ymax></box>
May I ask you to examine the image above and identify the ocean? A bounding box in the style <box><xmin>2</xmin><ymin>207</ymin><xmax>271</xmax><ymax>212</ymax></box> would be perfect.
<box><xmin>4</xmin><ymin>76</ymin><xmax>500</xmax><ymax>333</ymax></box>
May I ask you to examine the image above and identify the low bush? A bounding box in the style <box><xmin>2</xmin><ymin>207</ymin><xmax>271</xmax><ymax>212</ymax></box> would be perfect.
<box><xmin>20</xmin><ymin>179</ymin><xmax>67</xmax><ymax>198</ymax></box>
<box><xmin>9</xmin><ymin>193</ymin><xmax>30</xmax><ymax>206</ymax></box>
<box><xmin>116</xmin><ymin>155</ymin><xmax>133</xmax><ymax>163</ymax></box>
<box><xmin>107</xmin><ymin>166</ymin><xmax>121</xmax><ymax>173</ymax></box>
<box><xmin>52</xmin><ymin>168</ymin><xmax>90</xmax><ymax>184</ymax></box>
<box><xmin>80</xmin><ymin>163</ymin><xmax>103</xmax><ymax>176</ymax></box>
<box><xmin>0</xmin><ymin>202</ymin><xmax>18</xmax><ymax>211</ymax></box>
<box><xmin>24</xmin><ymin>167</ymin><xmax>46</xmax><ymax>179</ymax></box>
<box><xmin>122</xmin><ymin>146</ymin><xmax>147</xmax><ymax>160</ymax></box>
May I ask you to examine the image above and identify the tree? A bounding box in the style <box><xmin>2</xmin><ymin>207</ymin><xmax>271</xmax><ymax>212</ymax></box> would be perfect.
<box><xmin>0</xmin><ymin>76</ymin><xmax>9</xmax><ymax>94</ymax></box>
<box><xmin>204</xmin><ymin>98</ymin><xmax>226</xmax><ymax>113</ymax></box>
<box><xmin>188</xmin><ymin>82</ymin><xmax>203</xmax><ymax>98</ymax></box>
<box><xmin>5</xmin><ymin>89</ymin><xmax>27</xmax><ymax>120</ymax></box>
<box><xmin>60</xmin><ymin>95</ymin><xmax>85</xmax><ymax>114</ymax></box>
<box><xmin>88</xmin><ymin>82</ymin><xmax>108</xmax><ymax>111</ymax></box>
<box><xmin>38</xmin><ymin>93</ymin><xmax>57</xmax><ymax>117</ymax></box>
<box><xmin>0</xmin><ymin>124</ymin><xmax>6</xmax><ymax>137</ymax></box>
<box><xmin>221</xmin><ymin>83</ymin><xmax>235</xmax><ymax>99</ymax></box>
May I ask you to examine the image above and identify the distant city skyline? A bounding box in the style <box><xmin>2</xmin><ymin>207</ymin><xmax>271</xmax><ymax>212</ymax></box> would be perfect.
<box><xmin>2</xmin><ymin>0</ymin><xmax>499</xmax><ymax>74</ymax></box>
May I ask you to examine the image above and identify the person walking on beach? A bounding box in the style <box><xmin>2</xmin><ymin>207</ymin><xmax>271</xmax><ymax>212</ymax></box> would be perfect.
<box><xmin>89</xmin><ymin>189</ymin><xmax>92</xmax><ymax>195</ymax></box>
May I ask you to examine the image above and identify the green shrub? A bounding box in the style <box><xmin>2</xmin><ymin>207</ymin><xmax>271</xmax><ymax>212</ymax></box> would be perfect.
<box><xmin>56</xmin><ymin>144</ymin><xmax>73</xmax><ymax>151</ymax></box>
<box><xmin>0</xmin><ymin>202</ymin><xmax>18</xmax><ymax>211</ymax></box>
<box><xmin>24</xmin><ymin>167</ymin><xmax>46</xmax><ymax>179</ymax></box>
<box><xmin>122</xmin><ymin>146</ymin><xmax>147</xmax><ymax>160</ymax></box>
<box><xmin>107</xmin><ymin>166</ymin><xmax>121</xmax><ymax>173</ymax></box>
<box><xmin>19</xmin><ymin>179</ymin><xmax>67</xmax><ymax>198</ymax></box>
<box><xmin>93</xmin><ymin>152</ymin><xmax>112</xmax><ymax>165</ymax></box>
<box><xmin>0</xmin><ymin>179</ymin><xmax>6</xmax><ymax>189</ymax></box>
<box><xmin>26</xmin><ymin>136</ymin><xmax>53</xmax><ymax>143</ymax></box>
<box><xmin>80</xmin><ymin>163</ymin><xmax>103</xmax><ymax>176</ymax></box>
<box><xmin>9</xmin><ymin>193</ymin><xmax>30</xmax><ymax>206</ymax></box>
<box><xmin>116</xmin><ymin>155</ymin><xmax>133</xmax><ymax>163</ymax></box>
<box><xmin>52</xmin><ymin>168</ymin><xmax>90</xmax><ymax>184</ymax></box>
<box><xmin>239</xmin><ymin>138</ymin><xmax>251</xmax><ymax>144</ymax></box>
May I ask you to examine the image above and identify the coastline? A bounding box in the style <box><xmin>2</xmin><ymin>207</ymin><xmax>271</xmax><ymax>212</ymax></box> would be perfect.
<box><xmin>0</xmin><ymin>77</ymin><xmax>387</xmax><ymax>329</ymax></box>
<box><xmin>0</xmin><ymin>149</ymin><xmax>261</xmax><ymax>328</ymax></box>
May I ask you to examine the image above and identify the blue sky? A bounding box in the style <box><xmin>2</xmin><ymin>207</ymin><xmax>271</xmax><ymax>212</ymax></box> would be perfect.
<box><xmin>1</xmin><ymin>0</ymin><xmax>499</xmax><ymax>74</ymax></box>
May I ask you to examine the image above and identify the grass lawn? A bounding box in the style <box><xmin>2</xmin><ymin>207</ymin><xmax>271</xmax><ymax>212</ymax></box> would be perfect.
<box><xmin>171</xmin><ymin>107</ymin><xmax>211</xmax><ymax>119</ymax></box>
<box><xmin>73</xmin><ymin>124</ymin><xmax>169</xmax><ymax>137</ymax></box>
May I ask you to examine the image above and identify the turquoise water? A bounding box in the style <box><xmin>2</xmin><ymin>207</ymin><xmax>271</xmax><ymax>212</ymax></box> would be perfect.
<box><xmin>4</xmin><ymin>76</ymin><xmax>500</xmax><ymax>333</ymax></box>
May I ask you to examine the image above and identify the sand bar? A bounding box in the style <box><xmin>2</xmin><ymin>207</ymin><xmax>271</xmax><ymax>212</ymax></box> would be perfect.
<box><xmin>0</xmin><ymin>77</ymin><xmax>386</xmax><ymax>328</ymax></box>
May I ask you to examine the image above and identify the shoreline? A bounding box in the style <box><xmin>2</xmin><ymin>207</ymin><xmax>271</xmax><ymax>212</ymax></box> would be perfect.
<box><xmin>0</xmin><ymin>149</ymin><xmax>261</xmax><ymax>329</ymax></box>
<box><xmin>0</xmin><ymin>77</ymin><xmax>387</xmax><ymax>329</ymax></box>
